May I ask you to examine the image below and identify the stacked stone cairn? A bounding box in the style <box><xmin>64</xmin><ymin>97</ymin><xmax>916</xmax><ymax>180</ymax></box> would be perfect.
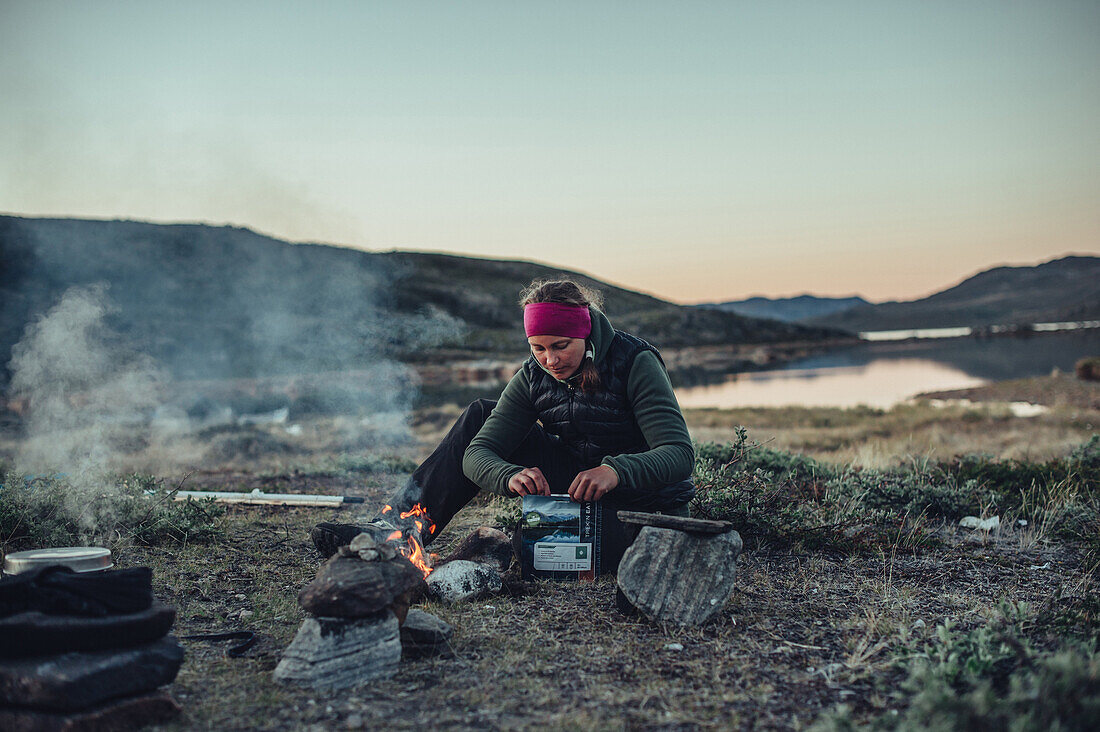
<box><xmin>276</xmin><ymin>526</ymin><xmax>513</xmax><ymax>690</ymax></box>
<box><xmin>0</xmin><ymin>567</ymin><xmax>183</xmax><ymax>731</ymax></box>
<box><xmin>276</xmin><ymin>533</ymin><xmax>446</xmax><ymax>690</ymax></box>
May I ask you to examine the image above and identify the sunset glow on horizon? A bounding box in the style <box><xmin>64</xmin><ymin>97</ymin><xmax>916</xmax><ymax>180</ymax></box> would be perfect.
<box><xmin>2</xmin><ymin>1</ymin><xmax>1097</xmax><ymax>304</ymax></box>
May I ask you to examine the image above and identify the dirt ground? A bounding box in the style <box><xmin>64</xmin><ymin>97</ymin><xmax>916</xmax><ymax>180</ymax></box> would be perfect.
<box><xmin>116</xmin><ymin>464</ymin><xmax>1093</xmax><ymax>731</ymax></box>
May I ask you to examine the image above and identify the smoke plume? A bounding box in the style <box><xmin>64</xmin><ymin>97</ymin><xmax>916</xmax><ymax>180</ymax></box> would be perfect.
<box><xmin>2</xmin><ymin>218</ymin><xmax>465</xmax><ymax>493</ymax></box>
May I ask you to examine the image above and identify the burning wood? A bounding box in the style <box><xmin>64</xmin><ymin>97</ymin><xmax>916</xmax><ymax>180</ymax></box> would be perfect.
<box><xmin>378</xmin><ymin>503</ymin><xmax>436</xmax><ymax>579</ymax></box>
<box><xmin>276</xmin><ymin>519</ymin><xmax>512</xmax><ymax>690</ymax></box>
<box><xmin>277</xmin><ymin>514</ymin><xmax>458</xmax><ymax>690</ymax></box>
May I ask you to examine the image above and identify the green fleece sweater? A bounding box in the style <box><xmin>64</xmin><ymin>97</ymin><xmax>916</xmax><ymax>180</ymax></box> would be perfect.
<box><xmin>461</xmin><ymin>308</ymin><xmax>695</xmax><ymax>497</ymax></box>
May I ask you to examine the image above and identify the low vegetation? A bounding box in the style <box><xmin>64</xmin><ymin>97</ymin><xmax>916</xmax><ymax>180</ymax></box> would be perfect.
<box><xmin>813</xmin><ymin>602</ymin><xmax>1100</xmax><ymax>731</ymax></box>
<box><xmin>693</xmin><ymin>430</ymin><xmax>1099</xmax><ymax>559</ymax></box>
<box><xmin>690</xmin><ymin>431</ymin><xmax>1098</xmax><ymax>728</ymax></box>
<box><xmin>0</xmin><ymin>471</ymin><xmax>226</xmax><ymax>550</ymax></box>
<box><xmin>1</xmin><ymin>422</ymin><xmax>1097</xmax><ymax>729</ymax></box>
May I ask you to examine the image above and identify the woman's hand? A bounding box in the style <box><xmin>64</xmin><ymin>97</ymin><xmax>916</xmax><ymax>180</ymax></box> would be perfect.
<box><xmin>508</xmin><ymin>467</ymin><xmax>551</xmax><ymax>496</ymax></box>
<box><xmin>568</xmin><ymin>465</ymin><xmax>619</xmax><ymax>502</ymax></box>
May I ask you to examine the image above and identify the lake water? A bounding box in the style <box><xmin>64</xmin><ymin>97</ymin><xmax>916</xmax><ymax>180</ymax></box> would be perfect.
<box><xmin>674</xmin><ymin>329</ymin><xmax>1100</xmax><ymax>409</ymax></box>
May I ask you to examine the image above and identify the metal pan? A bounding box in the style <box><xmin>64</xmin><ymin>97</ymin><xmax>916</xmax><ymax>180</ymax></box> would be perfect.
<box><xmin>3</xmin><ymin>547</ymin><xmax>113</xmax><ymax>576</ymax></box>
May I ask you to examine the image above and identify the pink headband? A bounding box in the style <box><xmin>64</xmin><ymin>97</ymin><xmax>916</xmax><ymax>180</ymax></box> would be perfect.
<box><xmin>523</xmin><ymin>303</ymin><xmax>592</xmax><ymax>339</ymax></box>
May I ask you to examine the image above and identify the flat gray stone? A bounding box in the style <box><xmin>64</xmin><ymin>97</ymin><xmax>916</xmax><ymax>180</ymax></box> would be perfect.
<box><xmin>0</xmin><ymin>636</ymin><xmax>184</xmax><ymax>712</ymax></box>
<box><xmin>274</xmin><ymin>613</ymin><xmax>401</xmax><ymax>690</ymax></box>
<box><xmin>400</xmin><ymin>609</ymin><xmax>453</xmax><ymax>659</ymax></box>
<box><xmin>617</xmin><ymin>526</ymin><xmax>743</xmax><ymax>626</ymax></box>
<box><xmin>425</xmin><ymin>560</ymin><xmax>501</xmax><ymax>603</ymax></box>
<box><xmin>617</xmin><ymin>511</ymin><xmax>733</xmax><ymax>534</ymax></box>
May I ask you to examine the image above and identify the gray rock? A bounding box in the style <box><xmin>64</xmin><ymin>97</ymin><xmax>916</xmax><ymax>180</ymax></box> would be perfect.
<box><xmin>299</xmin><ymin>554</ymin><xmax>423</xmax><ymax>618</ymax></box>
<box><xmin>274</xmin><ymin>613</ymin><xmax>401</xmax><ymax>690</ymax></box>
<box><xmin>425</xmin><ymin>560</ymin><xmax>502</xmax><ymax>603</ymax></box>
<box><xmin>400</xmin><ymin>609</ymin><xmax>454</xmax><ymax>659</ymax></box>
<box><xmin>0</xmin><ymin>690</ymin><xmax>181</xmax><ymax>731</ymax></box>
<box><xmin>0</xmin><ymin>636</ymin><xmax>184</xmax><ymax>712</ymax></box>
<box><xmin>438</xmin><ymin>526</ymin><xmax>514</xmax><ymax>573</ymax></box>
<box><xmin>616</xmin><ymin>526</ymin><xmax>743</xmax><ymax>626</ymax></box>
<box><xmin>348</xmin><ymin>533</ymin><xmax>378</xmax><ymax>552</ymax></box>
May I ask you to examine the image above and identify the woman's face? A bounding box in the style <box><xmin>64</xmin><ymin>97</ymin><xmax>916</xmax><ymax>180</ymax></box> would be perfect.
<box><xmin>528</xmin><ymin>335</ymin><xmax>586</xmax><ymax>380</ymax></box>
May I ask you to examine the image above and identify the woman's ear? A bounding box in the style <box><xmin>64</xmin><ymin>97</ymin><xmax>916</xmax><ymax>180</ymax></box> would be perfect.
<box><xmin>584</xmin><ymin>344</ymin><xmax>594</xmax><ymax>360</ymax></box>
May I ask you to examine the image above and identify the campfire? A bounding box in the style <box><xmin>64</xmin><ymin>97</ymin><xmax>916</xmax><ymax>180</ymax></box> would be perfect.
<box><xmin>379</xmin><ymin>503</ymin><xmax>436</xmax><ymax>578</ymax></box>
<box><xmin>275</xmin><ymin>521</ymin><xmax>514</xmax><ymax>690</ymax></box>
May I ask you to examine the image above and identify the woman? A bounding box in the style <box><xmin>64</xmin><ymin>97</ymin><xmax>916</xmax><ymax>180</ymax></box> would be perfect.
<box><xmin>313</xmin><ymin>279</ymin><xmax>695</xmax><ymax>570</ymax></box>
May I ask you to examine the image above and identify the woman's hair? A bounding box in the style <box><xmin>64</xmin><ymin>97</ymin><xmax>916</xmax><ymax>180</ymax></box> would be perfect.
<box><xmin>519</xmin><ymin>279</ymin><xmax>603</xmax><ymax>392</ymax></box>
<box><xmin>518</xmin><ymin>279</ymin><xmax>604</xmax><ymax>311</ymax></box>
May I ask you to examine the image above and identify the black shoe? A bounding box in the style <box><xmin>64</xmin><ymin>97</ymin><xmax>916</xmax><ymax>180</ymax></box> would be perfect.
<box><xmin>310</xmin><ymin>520</ymin><xmax>403</xmax><ymax>558</ymax></box>
<box><xmin>310</xmin><ymin>522</ymin><xmax>368</xmax><ymax>559</ymax></box>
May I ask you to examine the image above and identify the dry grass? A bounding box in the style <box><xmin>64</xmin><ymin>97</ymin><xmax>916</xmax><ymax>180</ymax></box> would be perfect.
<box><xmin>684</xmin><ymin>400</ymin><xmax>1099</xmax><ymax>468</ymax></box>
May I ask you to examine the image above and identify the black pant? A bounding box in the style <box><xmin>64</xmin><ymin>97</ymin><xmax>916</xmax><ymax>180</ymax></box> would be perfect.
<box><xmin>377</xmin><ymin>399</ymin><xmax>691</xmax><ymax>558</ymax></box>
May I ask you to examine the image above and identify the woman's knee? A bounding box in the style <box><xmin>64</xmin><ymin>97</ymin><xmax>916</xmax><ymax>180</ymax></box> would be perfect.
<box><xmin>465</xmin><ymin>398</ymin><xmax>497</xmax><ymax>421</ymax></box>
<box><xmin>454</xmin><ymin>398</ymin><xmax>497</xmax><ymax>435</ymax></box>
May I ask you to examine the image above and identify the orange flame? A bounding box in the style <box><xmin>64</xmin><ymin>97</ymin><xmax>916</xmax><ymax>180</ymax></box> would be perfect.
<box><xmin>378</xmin><ymin>503</ymin><xmax>435</xmax><ymax>578</ymax></box>
<box><xmin>402</xmin><ymin>534</ymin><xmax>432</xmax><ymax>578</ymax></box>
<box><xmin>399</xmin><ymin>504</ymin><xmax>437</xmax><ymax>536</ymax></box>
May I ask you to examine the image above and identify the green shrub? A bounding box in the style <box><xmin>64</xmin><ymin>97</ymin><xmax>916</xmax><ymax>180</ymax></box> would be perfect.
<box><xmin>893</xmin><ymin>642</ymin><xmax>1100</xmax><ymax>731</ymax></box>
<box><xmin>693</xmin><ymin>432</ymin><xmax>1098</xmax><ymax>556</ymax></box>
<box><xmin>0</xmin><ymin>471</ymin><xmax>225</xmax><ymax>553</ymax></box>
<box><xmin>826</xmin><ymin>469</ymin><xmax>984</xmax><ymax>520</ymax></box>
<box><xmin>110</xmin><ymin>473</ymin><xmax>226</xmax><ymax>546</ymax></box>
<box><xmin>693</xmin><ymin>430</ymin><xmax>943</xmax><ymax>552</ymax></box>
<box><xmin>696</xmin><ymin>439</ymin><xmax>833</xmax><ymax>485</ymax></box>
<box><xmin>936</xmin><ymin>435</ymin><xmax>1099</xmax><ymax>509</ymax></box>
<box><xmin>0</xmin><ymin>473</ymin><xmax>76</xmax><ymax>550</ymax></box>
<box><xmin>814</xmin><ymin>605</ymin><xmax>1100</xmax><ymax>731</ymax></box>
<box><xmin>491</xmin><ymin>497</ymin><xmax>522</xmax><ymax>533</ymax></box>
<box><xmin>691</xmin><ymin>463</ymin><xmax>819</xmax><ymax>550</ymax></box>
<box><xmin>692</xmin><ymin>453</ymin><xmax>927</xmax><ymax>554</ymax></box>
<box><xmin>914</xmin><ymin>618</ymin><xmax>1023</xmax><ymax>690</ymax></box>
<box><xmin>932</xmin><ymin>438</ymin><xmax>1100</xmax><ymax>561</ymax></box>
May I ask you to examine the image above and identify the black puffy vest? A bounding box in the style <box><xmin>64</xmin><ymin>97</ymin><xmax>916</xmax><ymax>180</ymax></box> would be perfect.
<box><xmin>524</xmin><ymin>330</ymin><xmax>661</xmax><ymax>468</ymax></box>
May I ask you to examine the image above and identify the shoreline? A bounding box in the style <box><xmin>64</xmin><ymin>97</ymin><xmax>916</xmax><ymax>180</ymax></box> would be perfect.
<box><xmin>917</xmin><ymin>372</ymin><xmax>1100</xmax><ymax>410</ymax></box>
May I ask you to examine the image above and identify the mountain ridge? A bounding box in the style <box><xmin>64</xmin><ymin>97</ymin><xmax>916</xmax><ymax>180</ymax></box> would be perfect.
<box><xmin>0</xmin><ymin>215</ymin><xmax>843</xmax><ymax>386</ymax></box>
<box><xmin>694</xmin><ymin>295</ymin><xmax>871</xmax><ymax>323</ymax></box>
<box><xmin>809</xmin><ymin>255</ymin><xmax>1100</xmax><ymax>332</ymax></box>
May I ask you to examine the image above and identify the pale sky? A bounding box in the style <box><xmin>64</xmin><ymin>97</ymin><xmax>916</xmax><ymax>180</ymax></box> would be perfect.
<box><xmin>2</xmin><ymin>1</ymin><xmax>1098</xmax><ymax>303</ymax></box>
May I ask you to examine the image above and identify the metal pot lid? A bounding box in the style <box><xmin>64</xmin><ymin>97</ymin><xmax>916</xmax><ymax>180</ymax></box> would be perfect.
<box><xmin>3</xmin><ymin>547</ymin><xmax>114</xmax><ymax>575</ymax></box>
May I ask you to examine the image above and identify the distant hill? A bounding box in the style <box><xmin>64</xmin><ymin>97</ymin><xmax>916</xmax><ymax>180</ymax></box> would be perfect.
<box><xmin>810</xmin><ymin>256</ymin><xmax>1100</xmax><ymax>333</ymax></box>
<box><xmin>694</xmin><ymin>295</ymin><xmax>869</xmax><ymax>323</ymax></box>
<box><xmin>0</xmin><ymin>216</ymin><xmax>843</xmax><ymax>385</ymax></box>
